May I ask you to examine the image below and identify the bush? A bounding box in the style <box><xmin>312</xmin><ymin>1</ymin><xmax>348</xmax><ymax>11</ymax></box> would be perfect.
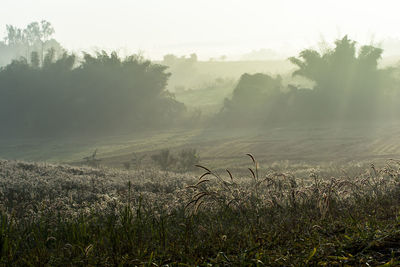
<box><xmin>151</xmin><ymin>149</ymin><xmax>177</xmax><ymax>171</ymax></box>
<box><xmin>151</xmin><ymin>148</ymin><xmax>200</xmax><ymax>172</ymax></box>
<box><xmin>176</xmin><ymin>148</ymin><xmax>200</xmax><ymax>172</ymax></box>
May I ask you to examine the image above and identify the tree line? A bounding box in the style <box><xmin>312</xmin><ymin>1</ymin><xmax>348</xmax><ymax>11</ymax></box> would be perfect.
<box><xmin>218</xmin><ymin>36</ymin><xmax>400</xmax><ymax>126</ymax></box>
<box><xmin>0</xmin><ymin>49</ymin><xmax>186</xmax><ymax>137</ymax></box>
<box><xmin>2</xmin><ymin>22</ymin><xmax>400</xmax><ymax>138</ymax></box>
<box><xmin>0</xmin><ymin>20</ymin><xmax>63</xmax><ymax>67</ymax></box>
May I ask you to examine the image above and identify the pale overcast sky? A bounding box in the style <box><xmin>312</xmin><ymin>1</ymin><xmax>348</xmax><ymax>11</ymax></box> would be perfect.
<box><xmin>1</xmin><ymin>0</ymin><xmax>400</xmax><ymax>59</ymax></box>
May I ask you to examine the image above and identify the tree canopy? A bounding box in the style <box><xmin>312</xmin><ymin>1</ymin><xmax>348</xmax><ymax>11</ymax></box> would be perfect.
<box><xmin>0</xmin><ymin>21</ymin><xmax>63</xmax><ymax>67</ymax></box>
<box><xmin>288</xmin><ymin>35</ymin><xmax>385</xmax><ymax>118</ymax></box>
<box><xmin>0</xmin><ymin>50</ymin><xmax>186</xmax><ymax>137</ymax></box>
<box><xmin>218</xmin><ymin>36</ymin><xmax>399</xmax><ymax>126</ymax></box>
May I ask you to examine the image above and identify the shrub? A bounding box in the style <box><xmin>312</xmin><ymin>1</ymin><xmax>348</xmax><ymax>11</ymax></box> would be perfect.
<box><xmin>151</xmin><ymin>149</ymin><xmax>177</xmax><ymax>171</ymax></box>
<box><xmin>151</xmin><ymin>148</ymin><xmax>200</xmax><ymax>172</ymax></box>
<box><xmin>122</xmin><ymin>161</ymin><xmax>131</xmax><ymax>170</ymax></box>
<box><xmin>176</xmin><ymin>148</ymin><xmax>200</xmax><ymax>172</ymax></box>
<box><xmin>83</xmin><ymin>149</ymin><xmax>101</xmax><ymax>167</ymax></box>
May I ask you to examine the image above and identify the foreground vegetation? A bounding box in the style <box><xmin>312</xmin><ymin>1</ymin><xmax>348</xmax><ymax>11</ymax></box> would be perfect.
<box><xmin>0</xmin><ymin>157</ymin><xmax>399</xmax><ymax>266</ymax></box>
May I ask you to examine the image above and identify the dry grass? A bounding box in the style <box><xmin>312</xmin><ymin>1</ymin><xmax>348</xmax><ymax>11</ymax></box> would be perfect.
<box><xmin>0</xmin><ymin>156</ymin><xmax>399</xmax><ymax>265</ymax></box>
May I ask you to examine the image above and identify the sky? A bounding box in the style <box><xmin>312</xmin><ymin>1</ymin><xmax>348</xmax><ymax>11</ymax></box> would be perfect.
<box><xmin>1</xmin><ymin>0</ymin><xmax>400</xmax><ymax>60</ymax></box>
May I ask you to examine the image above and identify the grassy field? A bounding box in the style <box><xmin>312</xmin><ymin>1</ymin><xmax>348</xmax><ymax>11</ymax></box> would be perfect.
<box><xmin>0</xmin><ymin>154</ymin><xmax>400</xmax><ymax>265</ymax></box>
<box><xmin>174</xmin><ymin>85</ymin><xmax>233</xmax><ymax>114</ymax></box>
<box><xmin>2</xmin><ymin>121</ymin><xmax>400</xmax><ymax>171</ymax></box>
<box><xmin>1</xmin><ymin>121</ymin><xmax>400</xmax><ymax>265</ymax></box>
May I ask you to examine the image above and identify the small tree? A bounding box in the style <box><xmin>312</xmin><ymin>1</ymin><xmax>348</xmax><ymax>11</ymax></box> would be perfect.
<box><xmin>83</xmin><ymin>149</ymin><xmax>101</xmax><ymax>167</ymax></box>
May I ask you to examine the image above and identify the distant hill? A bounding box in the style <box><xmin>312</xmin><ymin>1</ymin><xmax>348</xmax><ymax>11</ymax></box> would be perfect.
<box><xmin>156</xmin><ymin>59</ymin><xmax>296</xmax><ymax>92</ymax></box>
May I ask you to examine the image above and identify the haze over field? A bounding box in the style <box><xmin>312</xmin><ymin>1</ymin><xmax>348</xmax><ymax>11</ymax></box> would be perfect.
<box><xmin>0</xmin><ymin>1</ymin><xmax>400</xmax><ymax>165</ymax></box>
<box><xmin>2</xmin><ymin>0</ymin><xmax>400</xmax><ymax>60</ymax></box>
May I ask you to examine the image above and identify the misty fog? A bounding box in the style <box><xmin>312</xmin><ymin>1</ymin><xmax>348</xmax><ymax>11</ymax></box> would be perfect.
<box><xmin>2</xmin><ymin>1</ymin><xmax>400</xmax><ymax>265</ymax></box>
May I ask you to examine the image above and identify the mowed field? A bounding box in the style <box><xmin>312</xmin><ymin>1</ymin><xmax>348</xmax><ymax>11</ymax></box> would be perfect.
<box><xmin>1</xmin><ymin>121</ymin><xmax>400</xmax><ymax>171</ymax></box>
